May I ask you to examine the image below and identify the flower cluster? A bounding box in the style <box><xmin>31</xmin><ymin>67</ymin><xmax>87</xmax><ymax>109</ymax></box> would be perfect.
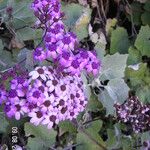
<box><xmin>0</xmin><ymin>0</ymin><xmax>100</xmax><ymax>129</ymax></box>
<box><xmin>32</xmin><ymin>0</ymin><xmax>100</xmax><ymax>76</ymax></box>
<box><xmin>27</xmin><ymin>66</ymin><xmax>87</xmax><ymax>127</ymax></box>
<box><xmin>0</xmin><ymin>67</ymin><xmax>29</xmax><ymax>120</ymax></box>
<box><xmin>114</xmin><ymin>96</ymin><xmax>150</xmax><ymax>133</ymax></box>
<box><xmin>0</xmin><ymin>66</ymin><xmax>87</xmax><ymax>128</ymax></box>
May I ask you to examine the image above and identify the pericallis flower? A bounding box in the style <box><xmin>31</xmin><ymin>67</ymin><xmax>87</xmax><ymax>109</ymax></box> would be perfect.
<box><xmin>114</xmin><ymin>96</ymin><xmax>150</xmax><ymax>133</ymax></box>
<box><xmin>32</xmin><ymin>0</ymin><xmax>101</xmax><ymax>76</ymax></box>
<box><xmin>0</xmin><ymin>66</ymin><xmax>87</xmax><ymax>128</ymax></box>
<box><xmin>33</xmin><ymin>47</ymin><xmax>46</xmax><ymax>61</ymax></box>
<box><xmin>26</xmin><ymin>66</ymin><xmax>87</xmax><ymax>128</ymax></box>
<box><xmin>0</xmin><ymin>0</ymin><xmax>101</xmax><ymax>130</ymax></box>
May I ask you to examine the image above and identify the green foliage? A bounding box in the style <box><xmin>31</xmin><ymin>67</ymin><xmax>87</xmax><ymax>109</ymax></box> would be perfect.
<box><xmin>77</xmin><ymin>120</ymin><xmax>105</xmax><ymax>150</ymax></box>
<box><xmin>59</xmin><ymin>121</ymin><xmax>77</xmax><ymax>133</ymax></box>
<box><xmin>0</xmin><ymin>113</ymin><xmax>9</xmax><ymax>133</ymax></box>
<box><xmin>87</xmin><ymin>93</ymin><xmax>103</xmax><ymax>112</ymax></box>
<box><xmin>110</xmin><ymin>27</ymin><xmax>130</xmax><ymax>54</ymax></box>
<box><xmin>12</xmin><ymin>0</ymin><xmax>35</xmax><ymax>29</ymax></box>
<box><xmin>93</xmin><ymin>53</ymin><xmax>129</xmax><ymax>115</ymax></box>
<box><xmin>141</xmin><ymin>1</ymin><xmax>150</xmax><ymax>25</ymax></box>
<box><xmin>106</xmin><ymin>18</ymin><xmax>117</xmax><ymax>36</ymax></box>
<box><xmin>135</xmin><ymin>25</ymin><xmax>150</xmax><ymax>57</ymax></box>
<box><xmin>127</xmin><ymin>46</ymin><xmax>142</xmax><ymax>65</ymax></box>
<box><xmin>0</xmin><ymin>50</ymin><xmax>15</xmax><ymax>70</ymax></box>
<box><xmin>106</xmin><ymin>124</ymin><xmax>134</xmax><ymax>150</ymax></box>
<box><xmin>61</xmin><ymin>3</ymin><xmax>91</xmax><ymax>40</ymax></box>
<box><xmin>129</xmin><ymin>2</ymin><xmax>142</xmax><ymax>25</ymax></box>
<box><xmin>16</xmin><ymin>27</ymin><xmax>35</xmax><ymax>41</ymax></box>
<box><xmin>61</xmin><ymin>3</ymin><xmax>83</xmax><ymax>28</ymax></box>
<box><xmin>125</xmin><ymin>63</ymin><xmax>150</xmax><ymax>102</ymax></box>
<box><xmin>99</xmin><ymin>79</ymin><xmax>129</xmax><ymax>115</ymax></box>
<box><xmin>99</xmin><ymin>53</ymin><xmax>128</xmax><ymax>80</ymax></box>
<box><xmin>25</xmin><ymin>123</ymin><xmax>56</xmax><ymax>150</ymax></box>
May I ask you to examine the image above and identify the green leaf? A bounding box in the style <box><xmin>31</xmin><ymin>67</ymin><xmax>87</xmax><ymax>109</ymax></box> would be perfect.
<box><xmin>141</xmin><ymin>12</ymin><xmax>150</xmax><ymax>26</ymax></box>
<box><xmin>106</xmin><ymin>18</ymin><xmax>117</xmax><ymax>35</ymax></box>
<box><xmin>73</xmin><ymin>7</ymin><xmax>91</xmax><ymax>40</ymax></box>
<box><xmin>127</xmin><ymin>46</ymin><xmax>142</xmax><ymax>65</ymax></box>
<box><xmin>61</xmin><ymin>3</ymin><xmax>84</xmax><ymax>28</ymax></box>
<box><xmin>17</xmin><ymin>48</ymin><xmax>34</xmax><ymax>71</ymax></box>
<box><xmin>99</xmin><ymin>53</ymin><xmax>128</xmax><ymax>81</ymax></box>
<box><xmin>128</xmin><ymin>2</ymin><xmax>142</xmax><ymax>25</ymax></box>
<box><xmin>81</xmin><ymin>73</ymin><xmax>91</xmax><ymax>100</ymax></box>
<box><xmin>86</xmin><ymin>120</ymin><xmax>103</xmax><ymax>141</ymax></box>
<box><xmin>136</xmin><ymin>86</ymin><xmax>150</xmax><ymax>103</ymax></box>
<box><xmin>62</xmin><ymin>3</ymin><xmax>91</xmax><ymax>39</ymax></box>
<box><xmin>106</xmin><ymin>124</ymin><xmax>133</xmax><ymax>150</ymax></box>
<box><xmin>59</xmin><ymin>121</ymin><xmax>77</xmax><ymax>133</ymax></box>
<box><xmin>0</xmin><ymin>113</ymin><xmax>9</xmax><ymax>133</ymax></box>
<box><xmin>27</xmin><ymin>138</ymin><xmax>49</xmax><ymax>150</ymax></box>
<box><xmin>87</xmin><ymin>93</ymin><xmax>103</xmax><ymax>112</ymax></box>
<box><xmin>135</xmin><ymin>25</ymin><xmax>150</xmax><ymax>57</ymax></box>
<box><xmin>12</xmin><ymin>0</ymin><xmax>35</xmax><ymax>29</ymax></box>
<box><xmin>107</xmin><ymin>129</ymin><xmax>119</xmax><ymax>149</ymax></box>
<box><xmin>125</xmin><ymin>63</ymin><xmax>150</xmax><ymax>103</ymax></box>
<box><xmin>121</xmin><ymin>137</ymin><xmax>133</xmax><ymax>150</ymax></box>
<box><xmin>0</xmin><ymin>50</ymin><xmax>15</xmax><ymax>71</ymax></box>
<box><xmin>110</xmin><ymin>27</ymin><xmax>130</xmax><ymax>54</ymax></box>
<box><xmin>77</xmin><ymin>133</ymin><xmax>101</xmax><ymax>150</ymax></box>
<box><xmin>99</xmin><ymin>79</ymin><xmax>129</xmax><ymax>115</ymax></box>
<box><xmin>25</xmin><ymin>123</ymin><xmax>56</xmax><ymax>147</ymax></box>
<box><xmin>16</xmin><ymin>27</ymin><xmax>35</xmax><ymax>41</ymax></box>
<box><xmin>141</xmin><ymin>1</ymin><xmax>150</xmax><ymax>25</ymax></box>
<box><xmin>25</xmin><ymin>122</ymin><xmax>56</xmax><ymax>149</ymax></box>
<box><xmin>77</xmin><ymin>120</ymin><xmax>105</xmax><ymax>150</ymax></box>
<box><xmin>94</xmin><ymin>42</ymin><xmax>106</xmax><ymax>61</ymax></box>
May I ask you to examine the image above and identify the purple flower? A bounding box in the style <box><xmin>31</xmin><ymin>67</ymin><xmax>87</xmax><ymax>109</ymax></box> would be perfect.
<box><xmin>65</xmin><ymin>58</ymin><xmax>81</xmax><ymax>75</ymax></box>
<box><xmin>29</xmin><ymin>66</ymin><xmax>49</xmax><ymax>80</ymax></box>
<box><xmin>58</xmin><ymin>51</ymin><xmax>73</xmax><ymax>67</ymax></box>
<box><xmin>14</xmin><ymin>100</ymin><xmax>28</xmax><ymax>120</ymax></box>
<box><xmin>42</xmin><ymin>111</ymin><xmax>59</xmax><ymax>129</ymax></box>
<box><xmin>4</xmin><ymin>104</ymin><xmax>16</xmax><ymax>118</ymax></box>
<box><xmin>85</xmin><ymin>61</ymin><xmax>100</xmax><ymax>76</ymax></box>
<box><xmin>28</xmin><ymin>110</ymin><xmax>45</xmax><ymax>126</ymax></box>
<box><xmin>33</xmin><ymin>47</ymin><xmax>46</xmax><ymax>61</ymax></box>
<box><xmin>8</xmin><ymin>89</ymin><xmax>20</xmax><ymax>103</ymax></box>
<box><xmin>27</xmin><ymin>88</ymin><xmax>45</xmax><ymax>105</ymax></box>
<box><xmin>114</xmin><ymin>96</ymin><xmax>150</xmax><ymax>133</ymax></box>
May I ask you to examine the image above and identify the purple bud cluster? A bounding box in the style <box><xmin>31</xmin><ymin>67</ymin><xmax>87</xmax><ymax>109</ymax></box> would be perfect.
<box><xmin>0</xmin><ymin>66</ymin><xmax>87</xmax><ymax>128</ymax></box>
<box><xmin>114</xmin><ymin>96</ymin><xmax>150</xmax><ymax>133</ymax></box>
<box><xmin>32</xmin><ymin>0</ymin><xmax>100</xmax><ymax>76</ymax></box>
